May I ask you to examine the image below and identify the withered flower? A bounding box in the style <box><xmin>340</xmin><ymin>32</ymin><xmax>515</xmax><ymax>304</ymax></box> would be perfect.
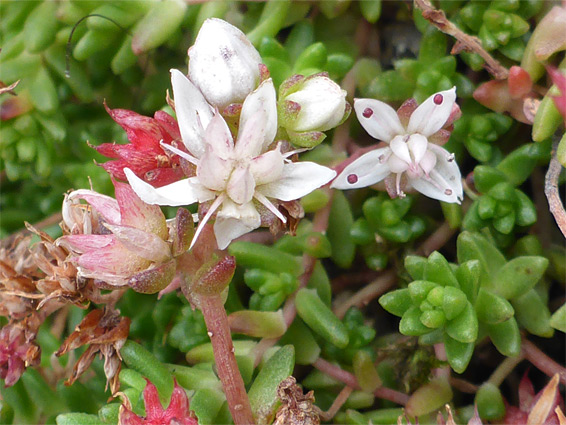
<box><xmin>56</xmin><ymin>308</ymin><xmax>130</xmax><ymax>394</ymax></box>
<box><xmin>58</xmin><ymin>180</ymin><xmax>176</xmax><ymax>293</ymax></box>
<box><xmin>0</xmin><ymin>234</ymin><xmax>40</xmax><ymax>319</ymax></box>
<box><xmin>118</xmin><ymin>379</ymin><xmax>198</xmax><ymax>425</ymax></box>
<box><xmin>0</xmin><ymin>321</ymin><xmax>41</xmax><ymax>387</ymax></box>
<box><xmin>274</xmin><ymin>376</ymin><xmax>320</xmax><ymax>425</ymax></box>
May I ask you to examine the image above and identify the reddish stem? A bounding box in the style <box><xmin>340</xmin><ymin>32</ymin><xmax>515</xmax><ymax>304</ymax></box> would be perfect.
<box><xmin>313</xmin><ymin>358</ymin><xmax>410</xmax><ymax>406</ymax></box>
<box><xmin>199</xmin><ymin>294</ymin><xmax>255</xmax><ymax>425</ymax></box>
<box><xmin>522</xmin><ymin>338</ymin><xmax>566</xmax><ymax>386</ymax></box>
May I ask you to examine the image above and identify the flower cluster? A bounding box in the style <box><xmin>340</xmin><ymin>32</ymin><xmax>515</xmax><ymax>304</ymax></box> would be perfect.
<box><xmin>123</xmin><ymin>19</ymin><xmax>342</xmax><ymax>250</ymax></box>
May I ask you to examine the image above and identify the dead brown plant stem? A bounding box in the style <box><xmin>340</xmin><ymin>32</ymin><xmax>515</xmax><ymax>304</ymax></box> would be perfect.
<box><xmin>200</xmin><ymin>294</ymin><xmax>255</xmax><ymax>425</ymax></box>
<box><xmin>487</xmin><ymin>354</ymin><xmax>524</xmax><ymax>387</ymax></box>
<box><xmin>334</xmin><ymin>269</ymin><xmax>397</xmax><ymax>319</ymax></box>
<box><xmin>413</xmin><ymin>0</ymin><xmax>508</xmax><ymax>80</ymax></box>
<box><xmin>522</xmin><ymin>338</ymin><xmax>566</xmax><ymax>386</ymax></box>
<box><xmin>544</xmin><ymin>143</ymin><xmax>566</xmax><ymax>238</ymax></box>
<box><xmin>319</xmin><ymin>386</ymin><xmax>354</xmax><ymax>421</ymax></box>
<box><xmin>313</xmin><ymin>358</ymin><xmax>410</xmax><ymax>406</ymax></box>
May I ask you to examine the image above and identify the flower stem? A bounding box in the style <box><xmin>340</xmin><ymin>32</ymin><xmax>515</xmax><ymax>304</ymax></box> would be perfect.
<box><xmin>522</xmin><ymin>338</ymin><xmax>566</xmax><ymax>386</ymax></box>
<box><xmin>199</xmin><ymin>294</ymin><xmax>255</xmax><ymax>425</ymax></box>
<box><xmin>313</xmin><ymin>358</ymin><xmax>410</xmax><ymax>406</ymax></box>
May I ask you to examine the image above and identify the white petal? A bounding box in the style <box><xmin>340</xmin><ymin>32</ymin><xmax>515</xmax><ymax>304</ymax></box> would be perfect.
<box><xmin>197</xmin><ymin>146</ymin><xmax>232</xmax><ymax>191</ymax></box>
<box><xmin>389</xmin><ymin>135</ymin><xmax>412</xmax><ymax>164</ymax></box>
<box><xmin>249</xmin><ymin>148</ymin><xmax>285</xmax><ymax>185</ymax></box>
<box><xmin>258</xmin><ymin>161</ymin><xmax>336</xmax><ymax>201</ymax></box>
<box><xmin>124</xmin><ymin>168</ymin><xmax>214</xmax><ymax>207</ymax></box>
<box><xmin>171</xmin><ymin>69</ymin><xmax>214</xmax><ymax>158</ymax></box>
<box><xmin>188</xmin><ymin>18</ymin><xmax>261</xmax><ymax>108</ymax></box>
<box><xmin>353</xmin><ymin>98</ymin><xmax>405</xmax><ymax>142</ymax></box>
<box><xmin>214</xmin><ymin>199</ymin><xmax>261</xmax><ymax>249</ymax></box>
<box><xmin>226</xmin><ymin>166</ymin><xmax>256</xmax><ymax>205</ymax></box>
<box><xmin>331</xmin><ymin>148</ymin><xmax>391</xmax><ymax>189</ymax></box>
<box><xmin>409</xmin><ymin>144</ymin><xmax>463</xmax><ymax>204</ymax></box>
<box><xmin>203</xmin><ymin>112</ymin><xmax>234</xmax><ymax>159</ymax></box>
<box><xmin>429</xmin><ymin>144</ymin><xmax>463</xmax><ymax>199</ymax></box>
<box><xmin>236</xmin><ymin>78</ymin><xmax>277</xmax><ymax>157</ymax></box>
<box><xmin>407</xmin><ymin>134</ymin><xmax>428</xmax><ymax>164</ymax></box>
<box><xmin>387</xmin><ymin>154</ymin><xmax>410</xmax><ymax>174</ymax></box>
<box><xmin>420</xmin><ymin>150</ymin><xmax>437</xmax><ymax>175</ymax></box>
<box><xmin>407</xmin><ymin>87</ymin><xmax>457</xmax><ymax>137</ymax></box>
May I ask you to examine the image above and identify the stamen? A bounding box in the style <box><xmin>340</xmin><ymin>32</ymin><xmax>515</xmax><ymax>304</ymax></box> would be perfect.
<box><xmin>395</xmin><ymin>173</ymin><xmax>402</xmax><ymax>197</ymax></box>
<box><xmin>447</xmin><ymin>153</ymin><xmax>455</xmax><ymax>162</ymax></box>
<box><xmin>160</xmin><ymin>141</ymin><xmax>199</xmax><ymax>166</ymax></box>
<box><xmin>347</xmin><ymin>174</ymin><xmax>358</xmax><ymax>184</ymax></box>
<box><xmin>362</xmin><ymin>108</ymin><xmax>373</xmax><ymax>118</ymax></box>
<box><xmin>433</xmin><ymin>94</ymin><xmax>443</xmax><ymax>105</ymax></box>
<box><xmin>444</xmin><ymin>189</ymin><xmax>453</xmax><ymax>195</ymax></box>
<box><xmin>254</xmin><ymin>192</ymin><xmax>287</xmax><ymax>224</ymax></box>
<box><xmin>189</xmin><ymin>194</ymin><xmax>225</xmax><ymax>250</ymax></box>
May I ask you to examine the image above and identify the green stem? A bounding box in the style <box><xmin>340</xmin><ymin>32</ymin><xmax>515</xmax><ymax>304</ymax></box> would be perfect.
<box><xmin>199</xmin><ymin>294</ymin><xmax>255</xmax><ymax>425</ymax></box>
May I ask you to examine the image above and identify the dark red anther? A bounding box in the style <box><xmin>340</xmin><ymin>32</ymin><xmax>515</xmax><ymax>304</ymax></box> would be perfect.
<box><xmin>433</xmin><ymin>94</ymin><xmax>443</xmax><ymax>105</ymax></box>
<box><xmin>347</xmin><ymin>174</ymin><xmax>358</xmax><ymax>184</ymax></box>
<box><xmin>362</xmin><ymin>108</ymin><xmax>373</xmax><ymax>118</ymax></box>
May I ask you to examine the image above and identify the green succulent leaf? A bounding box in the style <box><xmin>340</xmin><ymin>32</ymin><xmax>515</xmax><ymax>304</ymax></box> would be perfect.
<box><xmin>492</xmin><ymin>256</ymin><xmax>548</xmax><ymax>299</ymax></box>
<box><xmin>444</xmin><ymin>334</ymin><xmax>475</xmax><ymax>373</ymax></box>
<box><xmin>446</xmin><ymin>302</ymin><xmax>478</xmax><ymax>343</ymax></box>
<box><xmin>379</xmin><ymin>288</ymin><xmax>412</xmax><ymax>317</ymax></box>
<box><xmin>475</xmin><ymin>288</ymin><xmax>515</xmax><ymax>324</ymax></box>
<box><xmin>486</xmin><ymin>318</ymin><xmax>521</xmax><ymax>357</ymax></box>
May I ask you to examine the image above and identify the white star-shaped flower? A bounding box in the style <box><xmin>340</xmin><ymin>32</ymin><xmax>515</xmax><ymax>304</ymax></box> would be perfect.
<box><xmin>331</xmin><ymin>88</ymin><xmax>463</xmax><ymax>204</ymax></box>
<box><xmin>125</xmin><ymin>70</ymin><xmax>336</xmax><ymax>249</ymax></box>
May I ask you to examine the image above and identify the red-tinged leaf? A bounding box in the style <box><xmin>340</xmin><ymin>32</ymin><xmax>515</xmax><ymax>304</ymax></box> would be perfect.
<box><xmin>508</xmin><ymin>66</ymin><xmax>533</xmax><ymax>99</ymax></box>
<box><xmin>547</xmin><ymin>66</ymin><xmax>566</xmax><ymax>120</ymax></box>
<box><xmin>519</xmin><ymin>371</ymin><xmax>536</xmax><ymax>410</ymax></box>
<box><xmin>473</xmin><ymin>80</ymin><xmax>531</xmax><ymax>124</ymax></box>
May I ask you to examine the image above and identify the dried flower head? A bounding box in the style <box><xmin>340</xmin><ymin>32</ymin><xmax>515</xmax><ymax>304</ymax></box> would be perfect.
<box><xmin>56</xmin><ymin>308</ymin><xmax>130</xmax><ymax>394</ymax></box>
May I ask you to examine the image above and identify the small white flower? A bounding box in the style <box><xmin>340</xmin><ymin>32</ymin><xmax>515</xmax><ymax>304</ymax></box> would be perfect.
<box><xmin>188</xmin><ymin>18</ymin><xmax>263</xmax><ymax>108</ymax></box>
<box><xmin>331</xmin><ymin>88</ymin><xmax>463</xmax><ymax>204</ymax></box>
<box><xmin>126</xmin><ymin>70</ymin><xmax>336</xmax><ymax>250</ymax></box>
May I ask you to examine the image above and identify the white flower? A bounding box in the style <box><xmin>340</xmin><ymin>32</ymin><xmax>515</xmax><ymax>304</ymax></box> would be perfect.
<box><xmin>188</xmin><ymin>18</ymin><xmax>263</xmax><ymax>108</ymax></box>
<box><xmin>331</xmin><ymin>88</ymin><xmax>463</xmax><ymax>204</ymax></box>
<box><xmin>125</xmin><ymin>70</ymin><xmax>336</xmax><ymax>250</ymax></box>
<box><xmin>282</xmin><ymin>74</ymin><xmax>349</xmax><ymax>132</ymax></box>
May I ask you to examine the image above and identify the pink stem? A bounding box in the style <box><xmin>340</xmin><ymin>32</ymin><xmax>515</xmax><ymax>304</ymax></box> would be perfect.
<box><xmin>200</xmin><ymin>294</ymin><xmax>255</xmax><ymax>425</ymax></box>
<box><xmin>313</xmin><ymin>358</ymin><xmax>410</xmax><ymax>406</ymax></box>
<box><xmin>522</xmin><ymin>338</ymin><xmax>566</xmax><ymax>386</ymax></box>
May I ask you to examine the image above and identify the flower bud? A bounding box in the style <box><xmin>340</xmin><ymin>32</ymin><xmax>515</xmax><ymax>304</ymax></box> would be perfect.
<box><xmin>188</xmin><ymin>18</ymin><xmax>262</xmax><ymax>108</ymax></box>
<box><xmin>279</xmin><ymin>73</ymin><xmax>349</xmax><ymax>133</ymax></box>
